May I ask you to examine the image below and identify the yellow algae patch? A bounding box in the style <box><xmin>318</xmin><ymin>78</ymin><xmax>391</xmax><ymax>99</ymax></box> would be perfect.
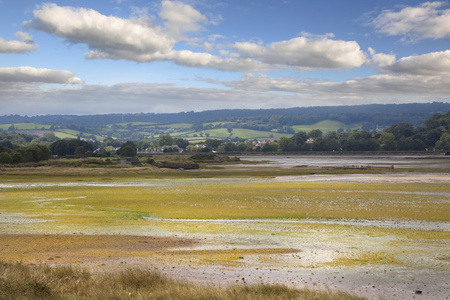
<box><xmin>1</xmin><ymin>181</ymin><xmax>449</xmax><ymax>225</ymax></box>
<box><xmin>158</xmin><ymin>248</ymin><xmax>300</xmax><ymax>267</ymax></box>
<box><xmin>285</xmin><ymin>222</ymin><xmax>450</xmax><ymax>241</ymax></box>
<box><xmin>326</xmin><ymin>251</ymin><xmax>398</xmax><ymax>267</ymax></box>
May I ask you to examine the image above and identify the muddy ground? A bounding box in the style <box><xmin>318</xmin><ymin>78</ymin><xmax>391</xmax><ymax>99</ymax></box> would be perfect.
<box><xmin>1</xmin><ymin>171</ymin><xmax>449</xmax><ymax>300</ymax></box>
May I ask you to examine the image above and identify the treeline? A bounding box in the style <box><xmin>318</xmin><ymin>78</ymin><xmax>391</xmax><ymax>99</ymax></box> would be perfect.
<box><xmin>209</xmin><ymin>111</ymin><xmax>450</xmax><ymax>153</ymax></box>
<box><xmin>0</xmin><ymin>111</ymin><xmax>449</xmax><ymax>165</ymax></box>
<box><xmin>0</xmin><ymin>144</ymin><xmax>51</xmax><ymax>164</ymax></box>
<box><xmin>0</xmin><ymin>131</ymin><xmax>54</xmax><ymax>164</ymax></box>
<box><xmin>1</xmin><ymin>103</ymin><xmax>449</xmax><ymax>127</ymax></box>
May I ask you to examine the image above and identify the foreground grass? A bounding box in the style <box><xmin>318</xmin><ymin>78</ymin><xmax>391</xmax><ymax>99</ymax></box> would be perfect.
<box><xmin>0</xmin><ymin>262</ymin><xmax>365</xmax><ymax>300</ymax></box>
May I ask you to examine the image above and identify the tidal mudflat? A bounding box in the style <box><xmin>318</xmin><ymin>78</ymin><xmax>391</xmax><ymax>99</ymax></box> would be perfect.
<box><xmin>0</xmin><ymin>155</ymin><xmax>449</xmax><ymax>300</ymax></box>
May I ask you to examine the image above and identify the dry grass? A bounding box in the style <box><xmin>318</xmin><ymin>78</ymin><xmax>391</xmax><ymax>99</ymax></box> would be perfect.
<box><xmin>0</xmin><ymin>261</ymin><xmax>366</xmax><ymax>300</ymax></box>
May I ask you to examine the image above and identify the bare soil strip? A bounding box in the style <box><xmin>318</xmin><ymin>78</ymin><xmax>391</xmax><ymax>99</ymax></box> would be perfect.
<box><xmin>0</xmin><ymin>234</ymin><xmax>198</xmax><ymax>266</ymax></box>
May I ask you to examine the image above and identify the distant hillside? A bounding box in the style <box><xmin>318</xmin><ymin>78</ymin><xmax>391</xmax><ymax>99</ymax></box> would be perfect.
<box><xmin>1</xmin><ymin>102</ymin><xmax>449</xmax><ymax>127</ymax></box>
<box><xmin>1</xmin><ymin>103</ymin><xmax>449</xmax><ymax>142</ymax></box>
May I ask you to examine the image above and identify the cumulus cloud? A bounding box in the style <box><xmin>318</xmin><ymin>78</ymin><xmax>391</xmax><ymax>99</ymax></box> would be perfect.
<box><xmin>159</xmin><ymin>0</ymin><xmax>207</xmax><ymax>34</ymax></box>
<box><xmin>233</xmin><ymin>35</ymin><xmax>367</xmax><ymax>69</ymax></box>
<box><xmin>24</xmin><ymin>2</ymin><xmax>241</xmax><ymax>70</ymax></box>
<box><xmin>25</xmin><ymin>3</ymin><xmax>175</xmax><ymax>61</ymax></box>
<box><xmin>371</xmin><ymin>1</ymin><xmax>450</xmax><ymax>41</ymax></box>
<box><xmin>0</xmin><ymin>31</ymin><xmax>38</xmax><ymax>53</ymax></box>
<box><xmin>21</xmin><ymin>3</ymin><xmax>268</xmax><ymax>71</ymax></box>
<box><xmin>383</xmin><ymin>50</ymin><xmax>450</xmax><ymax>75</ymax></box>
<box><xmin>165</xmin><ymin>50</ymin><xmax>270</xmax><ymax>71</ymax></box>
<box><xmin>0</xmin><ymin>67</ymin><xmax>83</xmax><ymax>84</ymax></box>
<box><xmin>367</xmin><ymin>47</ymin><xmax>396</xmax><ymax>68</ymax></box>
<box><xmin>15</xmin><ymin>32</ymin><xmax>34</xmax><ymax>44</ymax></box>
<box><xmin>25</xmin><ymin>3</ymin><xmax>370</xmax><ymax>72</ymax></box>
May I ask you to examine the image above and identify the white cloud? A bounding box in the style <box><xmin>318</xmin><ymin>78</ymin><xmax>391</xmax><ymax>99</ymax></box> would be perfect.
<box><xmin>15</xmin><ymin>32</ymin><xmax>34</xmax><ymax>44</ymax></box>
<box><xmin>22</xmin><ymin>3</ymin><xmax>269</xmax><ymax>71</ymax></box>
<box><xmin>26</xmin><ymin>3</ymin><xmax>175</xmax><ymax>61</ymax></box>
<box><xmin>159</xmin><ymin>50</ymin><xmax>270</xmax><ymax>72</ymax></box>
<box><xmin>0</xmin><ymin>31</ymin><xmax>38</xmax><ymax>53</ymax></box>
<box><xmin>383</xmin><ymin>50</ymin><xmax>450</xmax><ymax>75</ymax></box>
<box><xmin>24</xmin><ymin>2</ymin><xmax>239</xmax><ymax>69</ymax></box>
<box><xmin>25</xmin><ymin>3</ymin><xmax>369</xmax><ymax>72</ymax></box>
<box><xmin>0</xmin><ymin>67</ymin><xmax>83</xmax><ymax>84</ymax></box>
<box><xmin>233</xmin><ymin>35</ymin><xmax>367</xmax><ymax>69</ymax></box>
<box><xmin>371</xmin><ymin>1</ymin><xmax>450</xmax><ymax>41</ymax></box>
<box><xmin>159</xmin><ymin>0</ymin><xmax>207</xmax><ymax>34</ymax></box>
<box><xmin>367</xmin><ymin>47</ymin><xmax>396</xmax><ymax>68</ymax></box>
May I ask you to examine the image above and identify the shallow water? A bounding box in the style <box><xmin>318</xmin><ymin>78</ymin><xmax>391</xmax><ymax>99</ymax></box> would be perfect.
<box><xmin>143</xmin><ymin>216</ymin><xmax>450</xmax><ymax>231</ymax></box>
<box><xmin>236</xmin><ymin>154</ymin><xmax>450</xmax><ymax>169</ymax></box>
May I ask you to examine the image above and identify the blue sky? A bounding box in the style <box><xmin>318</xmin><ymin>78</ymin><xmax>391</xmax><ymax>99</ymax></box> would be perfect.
<box><xmin>1</xmin><ymin>0</ymin><xmax>449</xmax><ymax>115</ymax></box>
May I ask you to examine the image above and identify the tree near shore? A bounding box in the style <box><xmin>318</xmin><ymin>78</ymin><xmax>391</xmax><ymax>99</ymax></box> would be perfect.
<box><xmin>118</xmin><ymin>141</ymin><xmax>137</xmax><ymax>157</ymax></box>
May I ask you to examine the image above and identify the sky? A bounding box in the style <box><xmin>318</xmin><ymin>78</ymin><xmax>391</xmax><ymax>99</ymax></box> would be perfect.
<box><xmin>1</xmin><ymin>0</ymin><xmax>450</xmax><ymax>116</ymax></box>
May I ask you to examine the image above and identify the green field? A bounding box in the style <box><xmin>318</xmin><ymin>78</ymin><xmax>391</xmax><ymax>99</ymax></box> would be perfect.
<box><xmin>292</xmin><ymin>120</ymin><xmax>362</xmax><ymax>133</ymax></box>
<box><xmin>0</xmin><ymin>123</ymin><xmax>51</xmax><ymax>130</ymax></box>
<box><xmin>173</xmin><ymin>128</ymin><xmax>291</xmax><ymax>140</ymax></box>
<box><xmin>53</xmin><ymin>131</ymin><xmax>78</xmax><ymax>139</ymax></box>
<box><xmin>229</xmin><ymin>128</ymin><xmax>291</xmax><ymax>139</ymax></box>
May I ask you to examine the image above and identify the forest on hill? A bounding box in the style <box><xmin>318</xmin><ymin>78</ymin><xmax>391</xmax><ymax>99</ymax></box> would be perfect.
<box><xmin>1</xmin><ymin>103</ymin><xmax>449</xmax><ymax>143</ymax></box>
<box><xmin>1</xmin><ymin>102</ymin><xmax>449</xmax><ymax>127</ymax></box>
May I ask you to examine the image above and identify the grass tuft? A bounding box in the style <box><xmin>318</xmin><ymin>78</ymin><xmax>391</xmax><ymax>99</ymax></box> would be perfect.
<box><xmin>0</xmin><ymin>261</ymin><xmax>366</xmax><ymax>300</ymax></box>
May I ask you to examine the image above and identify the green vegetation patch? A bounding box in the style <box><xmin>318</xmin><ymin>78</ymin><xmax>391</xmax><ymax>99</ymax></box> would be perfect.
<box><xmin>292</xmin><ymin>120</ymin><xmax>362</xmax><ymax>133</ymax></box>
<box><xmin>0</xmin><ymin>123</ymin><xmax>51</xmax><ymax>131</ymax></box>
<box><xmin>230</xmin><ymin>128</ymin><xmax>291</xmax><ymax>139</ymax></box>
<box><xmin>1</xmin><ymin>181</ymin><xmax>448</xmax><ymax>229</ymax></box>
